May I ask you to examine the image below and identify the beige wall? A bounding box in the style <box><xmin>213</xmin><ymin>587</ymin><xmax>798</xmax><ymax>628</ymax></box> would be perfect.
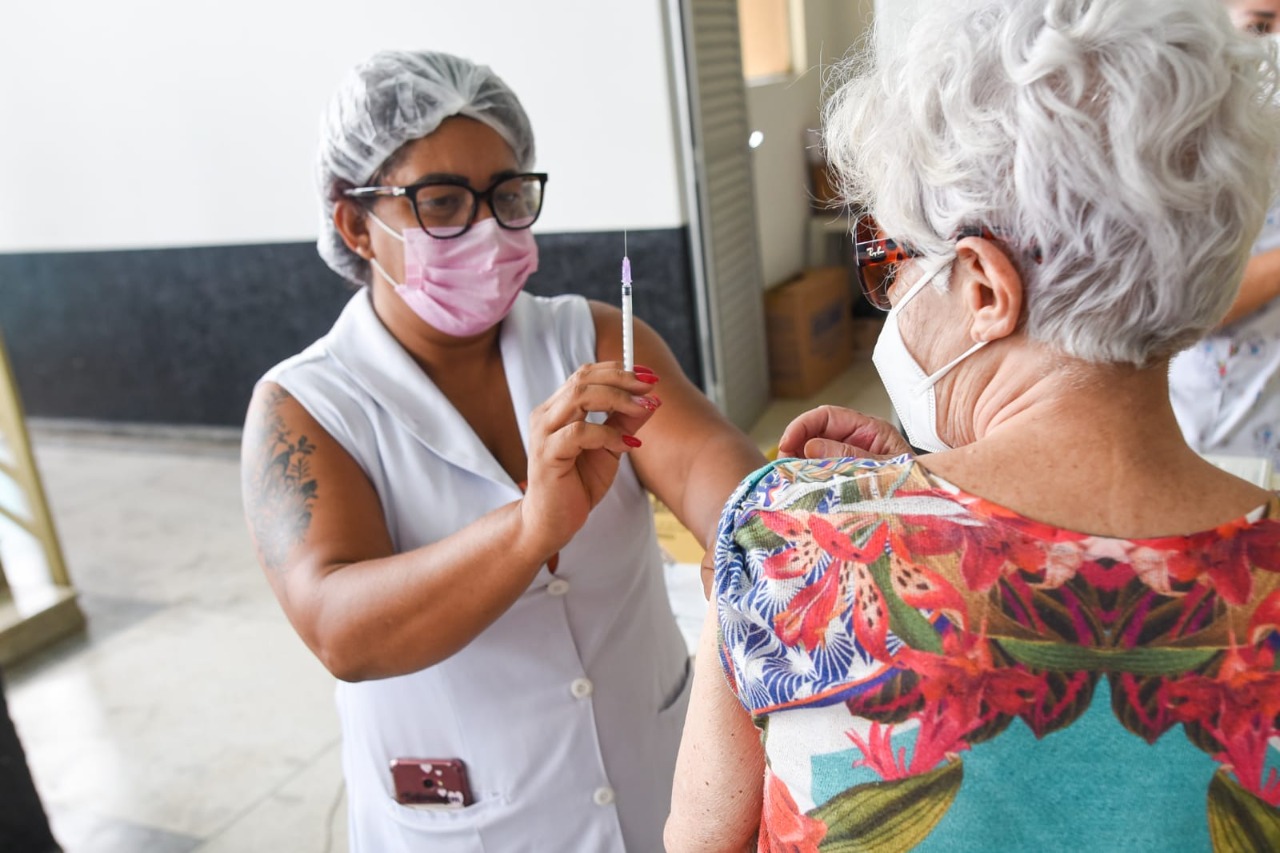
<box><xmin>745</xmin><ymin>0</ymin><xmax>875</xmax><ymax>289</ymax></box>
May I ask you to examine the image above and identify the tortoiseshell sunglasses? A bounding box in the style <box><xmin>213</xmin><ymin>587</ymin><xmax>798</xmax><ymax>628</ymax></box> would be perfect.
<box><xmin>853</xmin><ymin>224</ymin><xmax>1037</xmax><ymax>311</ymax></box>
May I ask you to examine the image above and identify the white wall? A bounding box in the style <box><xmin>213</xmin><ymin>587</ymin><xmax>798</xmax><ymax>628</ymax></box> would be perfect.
<box><xmin>745</xmin><ymin>0</ymin><xmax>874</xmax><ymax>288</ymax></box>
<box><xmin>0</xmin><ymin>1</ymin><xmax>685</xmax><ymax>253</ymax></box>
<box><xmin>874</xmin><ymin>0</ymin><xmax>921</xmax><ymax>43</ymax></box>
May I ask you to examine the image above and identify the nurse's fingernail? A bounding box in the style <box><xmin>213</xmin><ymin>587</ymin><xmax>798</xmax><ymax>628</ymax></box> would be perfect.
<box><xmin>631</xmin><ymin>395</ymin><xmax>659</xmax><ymax>411</ymax></box>
<box><xmin>634</xmin><ymin>364</ymin><xmax>655</xmax><ymax>374</ymax></box>
<box><xmin>636</xmin><ymin>373</ymin><xmax>660</xmax><ymax>384</ymax></box>
<box><xmin>622</xmin><ymin>435</ymin><xmax>643</xmax><ymax>448</ymax></box>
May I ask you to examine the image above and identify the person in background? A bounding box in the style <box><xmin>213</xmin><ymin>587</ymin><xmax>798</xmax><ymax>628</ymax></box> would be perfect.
<box><xmin>666</xmin><ymin>1</ymin><xmax>1280</xmax><ymax>850</ymax></box>
<box><xmin>1226</xmin><ymin>0</ymin><xmax>1280</xmax><ymax>34</ymax></box>
<box><xmin>1169</xmin><ymin>0</ymin><xmax>1280</xmax><ymax>468</ymax></box>
<box><xmin>0</xmin><ymin>668</ymin><xmax>60</xmax><ymax>852</ymax></box>
<box><xmin>239</xmin><ymin>50</ymin><xmax>763</xmax><ymax>852</ymax></box>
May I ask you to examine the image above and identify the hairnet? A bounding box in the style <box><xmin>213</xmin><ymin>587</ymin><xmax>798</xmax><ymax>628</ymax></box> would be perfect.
<box><xmin>315</xmin><ymin>50</ymin><xmax>536</xmax><ymax>285</ymax></box>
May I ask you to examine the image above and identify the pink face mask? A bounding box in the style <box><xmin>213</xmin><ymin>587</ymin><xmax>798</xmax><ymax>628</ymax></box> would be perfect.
<box><xmin>367</xmin><ymin>214</ymin><xmax>539</xmax><ymax>337</ymax></box>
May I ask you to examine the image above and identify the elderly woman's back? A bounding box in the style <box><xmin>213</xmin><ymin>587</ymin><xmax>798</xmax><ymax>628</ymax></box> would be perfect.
<box><xmin>665</xmin><ymin>0</ymin><xmax>1280</xmax><ymax>850</ymax></box>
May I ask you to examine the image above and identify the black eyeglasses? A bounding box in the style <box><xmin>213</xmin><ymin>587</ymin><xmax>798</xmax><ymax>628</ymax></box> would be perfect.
<box><xmin>1243</xmin><ymin>14</ymin><xmax>1276</xmax><ymax>36</ymax></box>
<box><xmin>852</xmin><ymin>222</ymin><xmax>1040</xmax><ymax>311</ymax></box>
<box><xmin>344</xmin><ymin>172</ymin><xmax>548</xmax><ymax>239</ymax></box>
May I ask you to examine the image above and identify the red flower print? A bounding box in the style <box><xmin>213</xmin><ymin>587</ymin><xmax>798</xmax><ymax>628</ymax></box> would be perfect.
<box><xmin>759</xmin><ymin>511</ymin><xmax>831</xmax><ymax>581</ymax></box>
<box><xmin>766</xmin><ymin>513</ymin><xmax>968</xmax><ymax>660</ymax></box>
<box><xmin>1162</xmin><ymin>519</ymin><xmax>1280</xmax><ymax>606</ymax></box>
<box><xmin>759</xmin><ymin>768</ymin><xmax>827</xmax><ymax>853</ymax></box>
<box><xmin>883</xmin><ymin>532</ymin><xmax>968</xmax><ymax>628</ymax></box>
<box><xmin>823</xmin><ymin>521</ymin><xmax>967</xmax><ymax>657</ymax></box>
<box><xmin>1248</xmin><ymin>590</ymin><xmax>1280</xmax><ymax>645</ymax></box>
<box><xmin>775</xmin><ymin>567</ymin><xmax>845</xmax><ymax>651</ymax></box>
<box><xmin>901</xmin><ymin>632</ymin><xmax>1043</xmax><ymax>766</ymax></box>
<box><xmin>763</xmin><ymin>515</ymin><xmax>894</xmax><ymax>655</ymax></box>
<box><xmin>847</xmin><ymin>720</ymin><xmax>914</xmax><ymax>781</ymax></box>
<box><xmin>1166</xmin><ymin>643</ymin><xmax>1280</xmax><ymax>806</ymax></box>
<box><xmin>819</xmin><ymin>522</ymin><xmax>893</xmax><ymax>659</ymax></box>
<box><xmin>899</xmin><ymin>517</ymin><xmax>1047</xmax><ymax>592</ymax></box>
<box><xmin>849</xmin><ymin>631</ymin><xmax>1045</xmax><ymax>780</ymax></box>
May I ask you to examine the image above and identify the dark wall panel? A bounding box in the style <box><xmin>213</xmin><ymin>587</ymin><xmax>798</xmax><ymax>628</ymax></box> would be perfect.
<box><xmin>0</xmin><ymin>228</ymin><xmax>698</xmax><ymax>427</ymax></box>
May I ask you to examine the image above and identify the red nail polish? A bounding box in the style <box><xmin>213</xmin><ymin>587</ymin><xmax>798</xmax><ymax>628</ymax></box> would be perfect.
<box><xmin>634</xmin><ymin>364</ymin><xmax>655</xmax><ymax>374</ymax></box>
<box><xmin>637</xmin><ymin>373</ymin><xmax>659</xmax><ymax>384</ymax></box>
<box><xmin>622</xmin><ymin>435</ymin><xmax>643</xmax><ymax>448</ymax></box>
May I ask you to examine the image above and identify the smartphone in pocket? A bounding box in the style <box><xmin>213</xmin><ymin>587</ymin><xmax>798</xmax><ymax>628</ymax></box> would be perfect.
<box><xmin>390</xmin><ymin>758</ymin><xmax>474</xmax><ymax>808</ymax></box>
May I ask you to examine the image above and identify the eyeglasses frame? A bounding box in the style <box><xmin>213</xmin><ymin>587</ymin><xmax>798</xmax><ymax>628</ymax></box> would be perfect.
<box><xmin>853</xmin><ymin>224</ymin><xmax>1040</xmax><ymax>311</ymax></box>
<box><xmin>344</xmin><ymin>172</ymin><xmax>549</xmax><ymax>239</ymax></box>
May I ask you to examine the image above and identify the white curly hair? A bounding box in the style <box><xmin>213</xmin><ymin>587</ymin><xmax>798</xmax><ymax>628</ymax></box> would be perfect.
<box><xmin>824</xmin><ymin>0</ymin><xmax>1280</xmax><ymax>365</ymax></box>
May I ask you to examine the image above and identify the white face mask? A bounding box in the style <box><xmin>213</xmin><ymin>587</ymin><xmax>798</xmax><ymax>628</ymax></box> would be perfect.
<box><xmin>872</xmin><ymin>257</ymin><xmax>988</xmax><ymax>453</ymax></box>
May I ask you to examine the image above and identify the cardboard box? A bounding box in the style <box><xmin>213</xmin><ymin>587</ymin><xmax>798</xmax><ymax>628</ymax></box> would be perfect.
<box><xmin>765</xmin><ymin>267</ymin><xmax>855</xmax><ymax>398</ymax></box>
<box><xmin>809</xmin><ymin>163</ymin><xmax>841</xmax><ymax>212</ymax></box>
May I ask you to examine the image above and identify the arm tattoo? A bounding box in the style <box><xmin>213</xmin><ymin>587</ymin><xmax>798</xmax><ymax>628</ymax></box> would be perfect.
<box><xmin>245</xmin><ymin>386</ymin><xmax>319</xmax><ymax>572</ymax></box>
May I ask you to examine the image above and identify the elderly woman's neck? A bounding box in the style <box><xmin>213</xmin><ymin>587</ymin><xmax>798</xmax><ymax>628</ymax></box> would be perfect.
<box><xmin>955</xmin><ymin>346</ymin><xmax>1182</xmax><ymax>450</ymax></box>
<box><xmin>925</xmin><ymin>346</ymin><xmax>1268</xmax><ymax>538</ymax></box>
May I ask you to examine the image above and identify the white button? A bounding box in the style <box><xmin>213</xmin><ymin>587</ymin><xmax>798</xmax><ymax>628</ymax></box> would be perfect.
<box><xmin>593</xmin><ymin>786</ymin><xmax>615</xmax><ymax>806</ymax></box>
<box><xmin>547</xmin><ymin>579</ymin><xmax>570</xmax><ymax>596</ymax></box>
<box><xmin>570</xmin><ymin>677</ymin><xmax>594</xmax><ymax>699</ymax></box>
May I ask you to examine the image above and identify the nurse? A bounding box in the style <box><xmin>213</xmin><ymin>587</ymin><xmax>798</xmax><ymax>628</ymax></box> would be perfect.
<box><xmin>239</xmin><ymin>50</ymin><xmax>763</xmax><ymax>851</ymax></box>
<box><xmin>1169</xmin><ymin>0</ymin><xmax>1280</xmax><ymax>467</ymax></box>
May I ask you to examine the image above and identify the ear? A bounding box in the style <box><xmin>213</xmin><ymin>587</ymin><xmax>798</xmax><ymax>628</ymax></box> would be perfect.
<box><xmin>333</xmin><ymin>199</ymin><xmax>373</xmax><ymax>260</ymax></box>
<box><xmin>955</xmin><ymin>236</ymin><xmax>1023</xmax><ymax>343</ymax></box>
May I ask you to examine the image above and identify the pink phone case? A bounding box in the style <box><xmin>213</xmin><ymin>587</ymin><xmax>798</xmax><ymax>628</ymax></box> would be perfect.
<box><xmin>390</xmin><ymin>758</ymin><xmax>474</xmax><ymax>807</ymax></box>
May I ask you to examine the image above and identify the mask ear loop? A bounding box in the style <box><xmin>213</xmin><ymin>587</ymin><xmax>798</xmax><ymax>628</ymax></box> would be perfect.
<box><xmin>912</xmin><ymin>339</ymin><xmax>988</xmax><ymax>395</ymax></box>
<box><xmin>368</xmin><ymin>256</ymin><xmax>399</xmax><ymax>288</ymax></box>
<box><xmin>901</xmin><ymin>256</ymin><xmax>989</xmax><ymax>394</ymax></box>
<box><xmin>888</xmin><ymin>255</ymin><xmax>951</xmax><ymax>317</ymax></box>
<box><xmin>365</xmin><ymin>210</ymin><xmax>405</xmax><ymax>242</ymax></box>
<box><xmin>361</xmin><ymin>211</ymin><xmax>405</xmax><ymax>287</ymax></box>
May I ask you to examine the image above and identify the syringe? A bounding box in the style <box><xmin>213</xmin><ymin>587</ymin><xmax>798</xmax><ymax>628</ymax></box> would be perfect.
<box><xmin>621</xmin><ymin>232</ymin><xmax>634</xmax><ymax>373</ymax></box>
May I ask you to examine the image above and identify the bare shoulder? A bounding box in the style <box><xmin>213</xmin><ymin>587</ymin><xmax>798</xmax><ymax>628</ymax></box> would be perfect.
<box><xmin>588</xmin><ymin>299</ymin><xmax>622</xmax><ymax>322</ymax></box>
<box><xmin>588</xmin><ymin>298</ymin><xmax>682</xmax><ymax>372</ymax></box>
<box><xmin>241</xmin><ymin>382</ymin><xmax>391</xmax><ymax>577</ymax></box>
<box><xmin>241</xmin><ymin>383</ymin><xmax>326</xmax><ymax>573</ymax></box>
<box><xmin>589</xmin><ymin>299</ymin><xmax>623</xmax><ymax>353</ymax></box>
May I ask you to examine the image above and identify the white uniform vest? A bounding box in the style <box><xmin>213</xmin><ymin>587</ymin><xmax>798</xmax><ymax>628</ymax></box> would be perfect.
<box><xmin>262</xmin><ymin>290</ymin><xmax>692</xmax><ymax>852</ymax></box>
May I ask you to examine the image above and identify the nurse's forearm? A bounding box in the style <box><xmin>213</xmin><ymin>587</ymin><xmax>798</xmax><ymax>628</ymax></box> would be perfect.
<box><xmin>291</xmin><ymin>500</ymin><xmax>556</xmax><ymax>682</ymax></box>
<box><xmin>1220</xmin><ymin>247</ymin><xmax>1280</xmax><ymax>326</ymax></box>
<box><xmin>674</xmin><ymin>433</ymin><xmax>766</xmax><ymax>549</ymax></box>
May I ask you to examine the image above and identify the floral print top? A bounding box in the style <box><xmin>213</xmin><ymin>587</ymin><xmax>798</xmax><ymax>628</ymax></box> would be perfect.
<box><xmin>714</xmin><ymin>456</ymin><xmax>1280</xmax><ymax>852</ymax></box>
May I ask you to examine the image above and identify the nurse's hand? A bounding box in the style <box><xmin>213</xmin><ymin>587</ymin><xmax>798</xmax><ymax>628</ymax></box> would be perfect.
<box><xmin>519</xmin><ymin>362</ymin><xmax>661</xmax><ymax>558</ymax></box>
<box><xmin>777</xmin><ymin>405</ymin><xmax>912</xmax><ymax>461</ymax></box>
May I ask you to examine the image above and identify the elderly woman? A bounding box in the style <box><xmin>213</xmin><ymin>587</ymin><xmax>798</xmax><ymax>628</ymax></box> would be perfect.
<box><xmin>666</xmin><ymin>1</ymin><xmax>1280</xmax><ymax>850</ymax></box>
<box><xmin>239</xmin><ymin>51</ymin><xmax>762</xmax><ymax>851</ymax></box>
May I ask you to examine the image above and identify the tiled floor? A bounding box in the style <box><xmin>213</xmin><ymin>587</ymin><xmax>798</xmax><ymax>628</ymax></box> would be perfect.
<box><xmin>4</xmin><ymin>361</ymin><xmax>890</xmax><ymax>853</ymax></box>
